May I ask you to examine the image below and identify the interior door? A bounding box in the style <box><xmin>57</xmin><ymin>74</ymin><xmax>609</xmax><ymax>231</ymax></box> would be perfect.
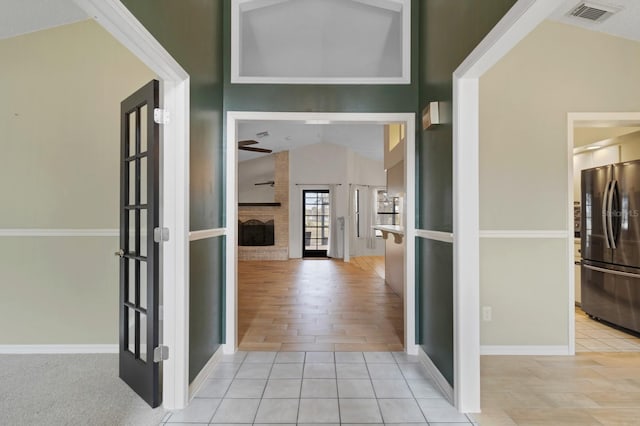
<box><xmin>303</xmin><ymin>190</ymin><xmax>330</xmax><ymax>257</ymax></box>
<box><xmin>117</xmin><ymin>80</ymin><xmax>160</xmax><ymax>407</ymax></box>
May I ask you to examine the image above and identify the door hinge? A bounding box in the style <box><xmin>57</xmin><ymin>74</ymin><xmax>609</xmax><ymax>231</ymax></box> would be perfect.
<box><xmin>153</xmin><ymin>345</ymin><xmax>169</xmax><ymax>363</ymax></box>
<box><xmin>154</xmin><ymin>227</ymin><xmax>170</xmax><ymax>243</ymax></box>
<box><xmin>153</xmin><ymin>108</ymin><xmax>170</xmax><ymax>124</ymax></box>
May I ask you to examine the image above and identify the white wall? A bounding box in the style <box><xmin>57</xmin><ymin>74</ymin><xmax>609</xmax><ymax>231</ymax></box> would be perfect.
<box><xmin>289</xmin><ymin>143</ymin><xmax>385</xmax><ymax>258</ymax></box>
<box><xmin>479</xmin><ymin>20</ymin><xmax>640</xmax><ymax>347</ymax></box>
<box><xmin>0</xmin><ymin>20</ymin><xmax>155</xmax><ymax>344</ymax></box>
<box><xmin>385</xmin><ymin>161</ymin><xmax>404</xmax><ymax>296</ymax></box>
<box><xmin>347</xmin><ymin>150</ymin><xmax>387</xmax><ymax>257</ymax></box>
<box><xmin>238</xmin><ymin>155</ymin><xmax>275</xmax><ymax>203</ymax></box>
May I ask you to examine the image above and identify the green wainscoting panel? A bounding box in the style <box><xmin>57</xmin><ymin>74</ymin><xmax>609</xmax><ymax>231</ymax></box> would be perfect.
<box><xmin>416</xmin><ymin>237</ymin><xmax>454</xmax><ymax>386</ymax></box>
<box><xmin>189</xmin><ymin>236</ymin><xmax>225</xmax><ymax>382</ymax></box>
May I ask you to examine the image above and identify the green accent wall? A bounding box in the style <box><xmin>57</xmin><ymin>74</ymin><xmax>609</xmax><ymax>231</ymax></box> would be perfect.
<box><xmin>416</xmin><ymin>0</ymin><xmax>517</xmax><ymax>386</ymax></box>
<box><xmin>416</xmin><ymin>237</ymin><xmax>454</xmax><ymax>383</ymax></box>
<box><xmin>121</xmin><ymin>0</ymin><xmax>225</xmax><ymax>383</ymax></box>
<box><xmin>189</xmin><ymin>236</ymin><xmax>225</xmax><ymax>382</ymax></box>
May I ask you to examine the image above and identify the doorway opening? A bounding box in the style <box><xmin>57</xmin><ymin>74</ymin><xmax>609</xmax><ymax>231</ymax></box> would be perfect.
<box><xmin>303</xmin><ymin>190</ymin><xmax>330</xmax><ymax>257</ymax></box>
<box><xmin>569</xmin><ymin>113</ymin><xmax>640</xmax><ymax>353</ymax></box>
<box><xmin>225</xmin><ymin>112</ymin><xmax>416</xmax><ymax>355</ymax></box>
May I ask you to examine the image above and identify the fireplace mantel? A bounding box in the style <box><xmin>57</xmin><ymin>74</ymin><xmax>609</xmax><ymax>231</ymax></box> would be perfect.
<box><xmin>238</xmin><ymin>202</ymin><xmax>281</xmax><ymax>207</ymax></box>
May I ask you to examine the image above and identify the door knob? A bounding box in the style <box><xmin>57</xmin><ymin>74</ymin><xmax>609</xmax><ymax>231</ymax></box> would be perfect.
<box><xmin>114</xmin><ymin>249</ymin><xmax>125</xmax><ymax>258</ymax></box>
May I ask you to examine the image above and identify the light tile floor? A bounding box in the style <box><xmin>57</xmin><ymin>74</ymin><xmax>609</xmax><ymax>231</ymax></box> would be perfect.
<box><xmin>161</xmin><ymin>351</ymin><xmax>476</xmax><ymax>425</ymax></box>
<box><xmin>575</xmin><ymin>307</ymin><xmax>640</xmax><ymax>352</ymax></box>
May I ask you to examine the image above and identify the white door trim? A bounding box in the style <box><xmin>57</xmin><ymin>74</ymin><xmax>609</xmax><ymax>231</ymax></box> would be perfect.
<box><xmin>452</xmin><ymin>0</ymin><xmax>562</xmax><ymax>413</ymax></box>
<box><xmin>74</xmin><ymin>0</ymin><xmax>190</xmax><ymax>410</ymax></box>
<box><xmin>225</xmin><ymin>111</ymin><xmax>416</xmax><ymax>355</ymax></box>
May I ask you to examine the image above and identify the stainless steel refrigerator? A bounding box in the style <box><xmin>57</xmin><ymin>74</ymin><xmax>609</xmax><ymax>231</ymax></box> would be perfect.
<box><xmin>581</xmin><ymin>160</ymin><xmax>640</xmax><ymax>334</ymax></box>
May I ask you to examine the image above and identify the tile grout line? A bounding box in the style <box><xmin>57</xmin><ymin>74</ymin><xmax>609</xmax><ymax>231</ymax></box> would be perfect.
<box><xmin>295</xmin><ymin>351</ymin><xmax>306</xmax><ymax>424</ymax></box>
<box><xmin>363</xmin><ymin>353</ymin><xmax>386</xmax><ymax>424</ymax></box>
<box><xmin>333</xmin><ymin>351</ymin><xmax>342</xmax><ymax>425</ymax></box>
<box><xmin>207</xmin><ymin>352</ymin><xmax>246</xmax><ymax>424</ymax></box>
<box><xmin>252</xmin><ymin>352</ymin><xmax>277</xmax><ymax>424</ymax></box>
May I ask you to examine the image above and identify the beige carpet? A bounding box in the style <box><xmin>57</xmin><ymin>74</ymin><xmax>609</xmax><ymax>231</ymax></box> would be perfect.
<box><xmin>0</xmin><ymin>354</ymin><xmax>166</xmax><ymax>425</ymax></box>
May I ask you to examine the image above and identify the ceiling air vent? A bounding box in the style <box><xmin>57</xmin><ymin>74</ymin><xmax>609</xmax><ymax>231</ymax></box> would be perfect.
<box><xmin>568</xmin><ymin>2</ymin><xmax>621</xmax><ymax>23</ymax></box>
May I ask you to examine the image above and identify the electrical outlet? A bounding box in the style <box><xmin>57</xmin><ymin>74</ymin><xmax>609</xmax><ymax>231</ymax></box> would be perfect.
<box><xmin>482</xmin><ymin>306</ymin><xmax>492</xmax><ymax>322</ymax></box>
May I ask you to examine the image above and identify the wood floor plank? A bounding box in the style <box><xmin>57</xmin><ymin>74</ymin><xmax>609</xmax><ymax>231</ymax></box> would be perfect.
<box><xmin>238</xmin><ymin>259</ymin><xmax>403</xmax><ymax>351</ymax></box>
<box><xmin>479</xmin><ymin>352</ymin><xmax>640</xmax><ymax>425</ymax></box>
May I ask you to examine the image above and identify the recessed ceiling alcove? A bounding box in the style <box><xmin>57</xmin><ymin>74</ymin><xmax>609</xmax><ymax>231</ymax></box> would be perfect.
<box><xmin>232</xmin><ymin>0</ymin><xmax>410</xmax><ymax>84</ymax></box>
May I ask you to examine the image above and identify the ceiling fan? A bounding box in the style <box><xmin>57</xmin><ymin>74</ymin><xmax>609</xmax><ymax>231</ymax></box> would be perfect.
<box><xmin>238</xmin><ymin>139</ymin><xmax>272</xmax><ymax>154</ymax></box>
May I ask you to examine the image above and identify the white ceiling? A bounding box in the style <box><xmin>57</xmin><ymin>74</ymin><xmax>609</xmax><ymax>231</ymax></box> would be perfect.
<box><xmin>237</xmin><ymin>121</ymin><xmax>385</xmax><ymax>162</ymax></box>
<box><xmin>550</xmin><ymin>0</ymin><xmax>640</xmax><ymax>42</ymax></box>
<box><xmin>0</xmin><ymin>0</ymin><xmax>87</xmax><ymax>40</ymax></box>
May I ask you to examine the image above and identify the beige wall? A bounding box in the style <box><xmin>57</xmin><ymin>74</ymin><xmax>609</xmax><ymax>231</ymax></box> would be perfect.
<box><xmin>618</xmin><ymin>131</ymin><xmax>640</xmax><ymax>162</ymax></box>
<box><xmin>479</xmin><ymin>21</ymin><xmax>640</xmax><ymax>346</ymax></box>
<box><xmin>0</xmin><ymin>21</ymin><xmax>155</xmax><ymax>344</ymax></box>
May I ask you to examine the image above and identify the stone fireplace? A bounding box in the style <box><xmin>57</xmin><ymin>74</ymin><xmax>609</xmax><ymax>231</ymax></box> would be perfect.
<box><xmin>238</xmin><ymin>151</ymin><xmax>289</xmax><ymax>260</ymax></box>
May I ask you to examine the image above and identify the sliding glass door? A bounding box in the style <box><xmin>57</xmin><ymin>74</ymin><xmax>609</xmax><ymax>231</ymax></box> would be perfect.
<box><xmin>303</xmin><ymin>190</ymin><xmax>329</xmax><ymax>257</ymax></box>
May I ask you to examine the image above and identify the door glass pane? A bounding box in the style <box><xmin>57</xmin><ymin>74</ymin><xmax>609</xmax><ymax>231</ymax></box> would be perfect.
<box><xmin>128</xmin><ymin>210</ymin><xmax>136</xmax><ymax>254</ymax></box>
<box><xmin>127</xmin><ymin>308</ymin><xmax>135</xmax><ymax>354</ymax></box>
<box><xmin>140</xmin><ymin>261</ymin><xmax>147</xmax><ymax>310</ymax></box>
<box><xmin>140</xmin><ymin>105</ymin><xmax>148</xmax><ymax>153</ymax></box>
<box><xmin>129</xmin><ymin>161</ymin><xmax>136</xmax><ymax>206</ymax></box>
<box><xmin>303</xmin><ymin>190</ymin><xmax>330</xmax><ymax>255</ymax></box>
<box><xmin>128</xmin><ymin>259</ymin><xmax>136</xmax><ymax>304</ymax></box>
<box><xmin>128</xmin><ymin>111</ymin><xmax>136</xmax><ymax>157</ymax></box>
<box><xmin>140</xmin><ymin>156</ymin><xmax>147</xmax><ymax>205</ymax></box>
<box><xmin>139</xmin><ymin>313</ymin><xmax>147</xmax><ymax>362</ymax></box>
<box><xmin>140</xmin><ymin>209</ymin><xmax>147</xmax><ymax>258</ymax></box>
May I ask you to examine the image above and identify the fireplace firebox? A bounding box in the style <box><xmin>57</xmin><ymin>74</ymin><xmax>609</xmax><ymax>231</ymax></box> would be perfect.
<box><xmin>238</xmin><ymin>219</ymin><xmax>275</xmax><ymax>246</ymax></box>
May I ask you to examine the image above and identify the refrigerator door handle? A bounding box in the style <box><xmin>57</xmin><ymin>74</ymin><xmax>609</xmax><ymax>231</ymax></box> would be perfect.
<box><xmin>607</xmin><ymin>180</ymin><xmax>617</xmax><ymax>249</ymax></box>
<box><xmin>584</xmin><ymin>264</ymin><xmax>640</xmax><ymax>279</ymax></box>
<box><xmin>602</xmin><ymin>181</ymin><xmax>611</xmax><ymax>249</ymax></box>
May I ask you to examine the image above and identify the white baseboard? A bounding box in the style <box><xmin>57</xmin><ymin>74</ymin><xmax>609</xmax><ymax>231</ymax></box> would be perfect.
<box><xmin>418</xmin><ymin>347</ymin><xmax>454</xmax><ymax>404</ymax></box>
<box><xmin>188</xmin><ymin>346</ymin><xmax>224</xmax><ymax>400</ymax></box>
<box><xmin>480</xmin><ymin>345</ymin><xmax>571</xmax><ymax>355</ymax></box>
<box><xmin>0</xmin><ymin>344</ymin><xmax>118</xmax><ymax>354</ymax></box>
<box><xmin>406</xmin><ymin>344</ymin><xmax>419</xmax><ymax>356</ymax></box>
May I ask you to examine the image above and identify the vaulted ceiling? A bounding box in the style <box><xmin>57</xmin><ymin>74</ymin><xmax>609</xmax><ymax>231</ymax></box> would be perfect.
<box><xmin>237</xmin><ymin>121</ymin><xmax>385</xmax><ymax>162</ymax></box>
<box><xmin>0</xmin><ymin>0</ymin><xmax>87</xmax><ymax>40</ymax></box>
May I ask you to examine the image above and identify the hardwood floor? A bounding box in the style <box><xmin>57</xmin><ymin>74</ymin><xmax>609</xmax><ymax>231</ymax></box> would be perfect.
<box><xmin>350</xmin><ymin>255</ymin><xmax>385</xmax><ymax>280</ymax></box>
<box><xmin>238</xmin><ymin>258</ymin><xmax>403</xmax><ymax>352</ymax></box>
<box><xmin>474</xmin><ymin>351</ymin><xmax>640</xmax><ymax>425</ymax></box>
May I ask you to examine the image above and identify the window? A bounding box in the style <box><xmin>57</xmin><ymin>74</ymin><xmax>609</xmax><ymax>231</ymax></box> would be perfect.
<box><xmin>375</xmin><ymin>189</ymin><xmax>399</xmax><ymax>236</ymax></box>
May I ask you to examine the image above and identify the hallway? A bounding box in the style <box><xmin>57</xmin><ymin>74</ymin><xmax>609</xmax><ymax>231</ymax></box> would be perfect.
<box><xmin>238</xmin><ymin>259</ymin><xmax>403</xmax><ymax>352</ymax></box>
